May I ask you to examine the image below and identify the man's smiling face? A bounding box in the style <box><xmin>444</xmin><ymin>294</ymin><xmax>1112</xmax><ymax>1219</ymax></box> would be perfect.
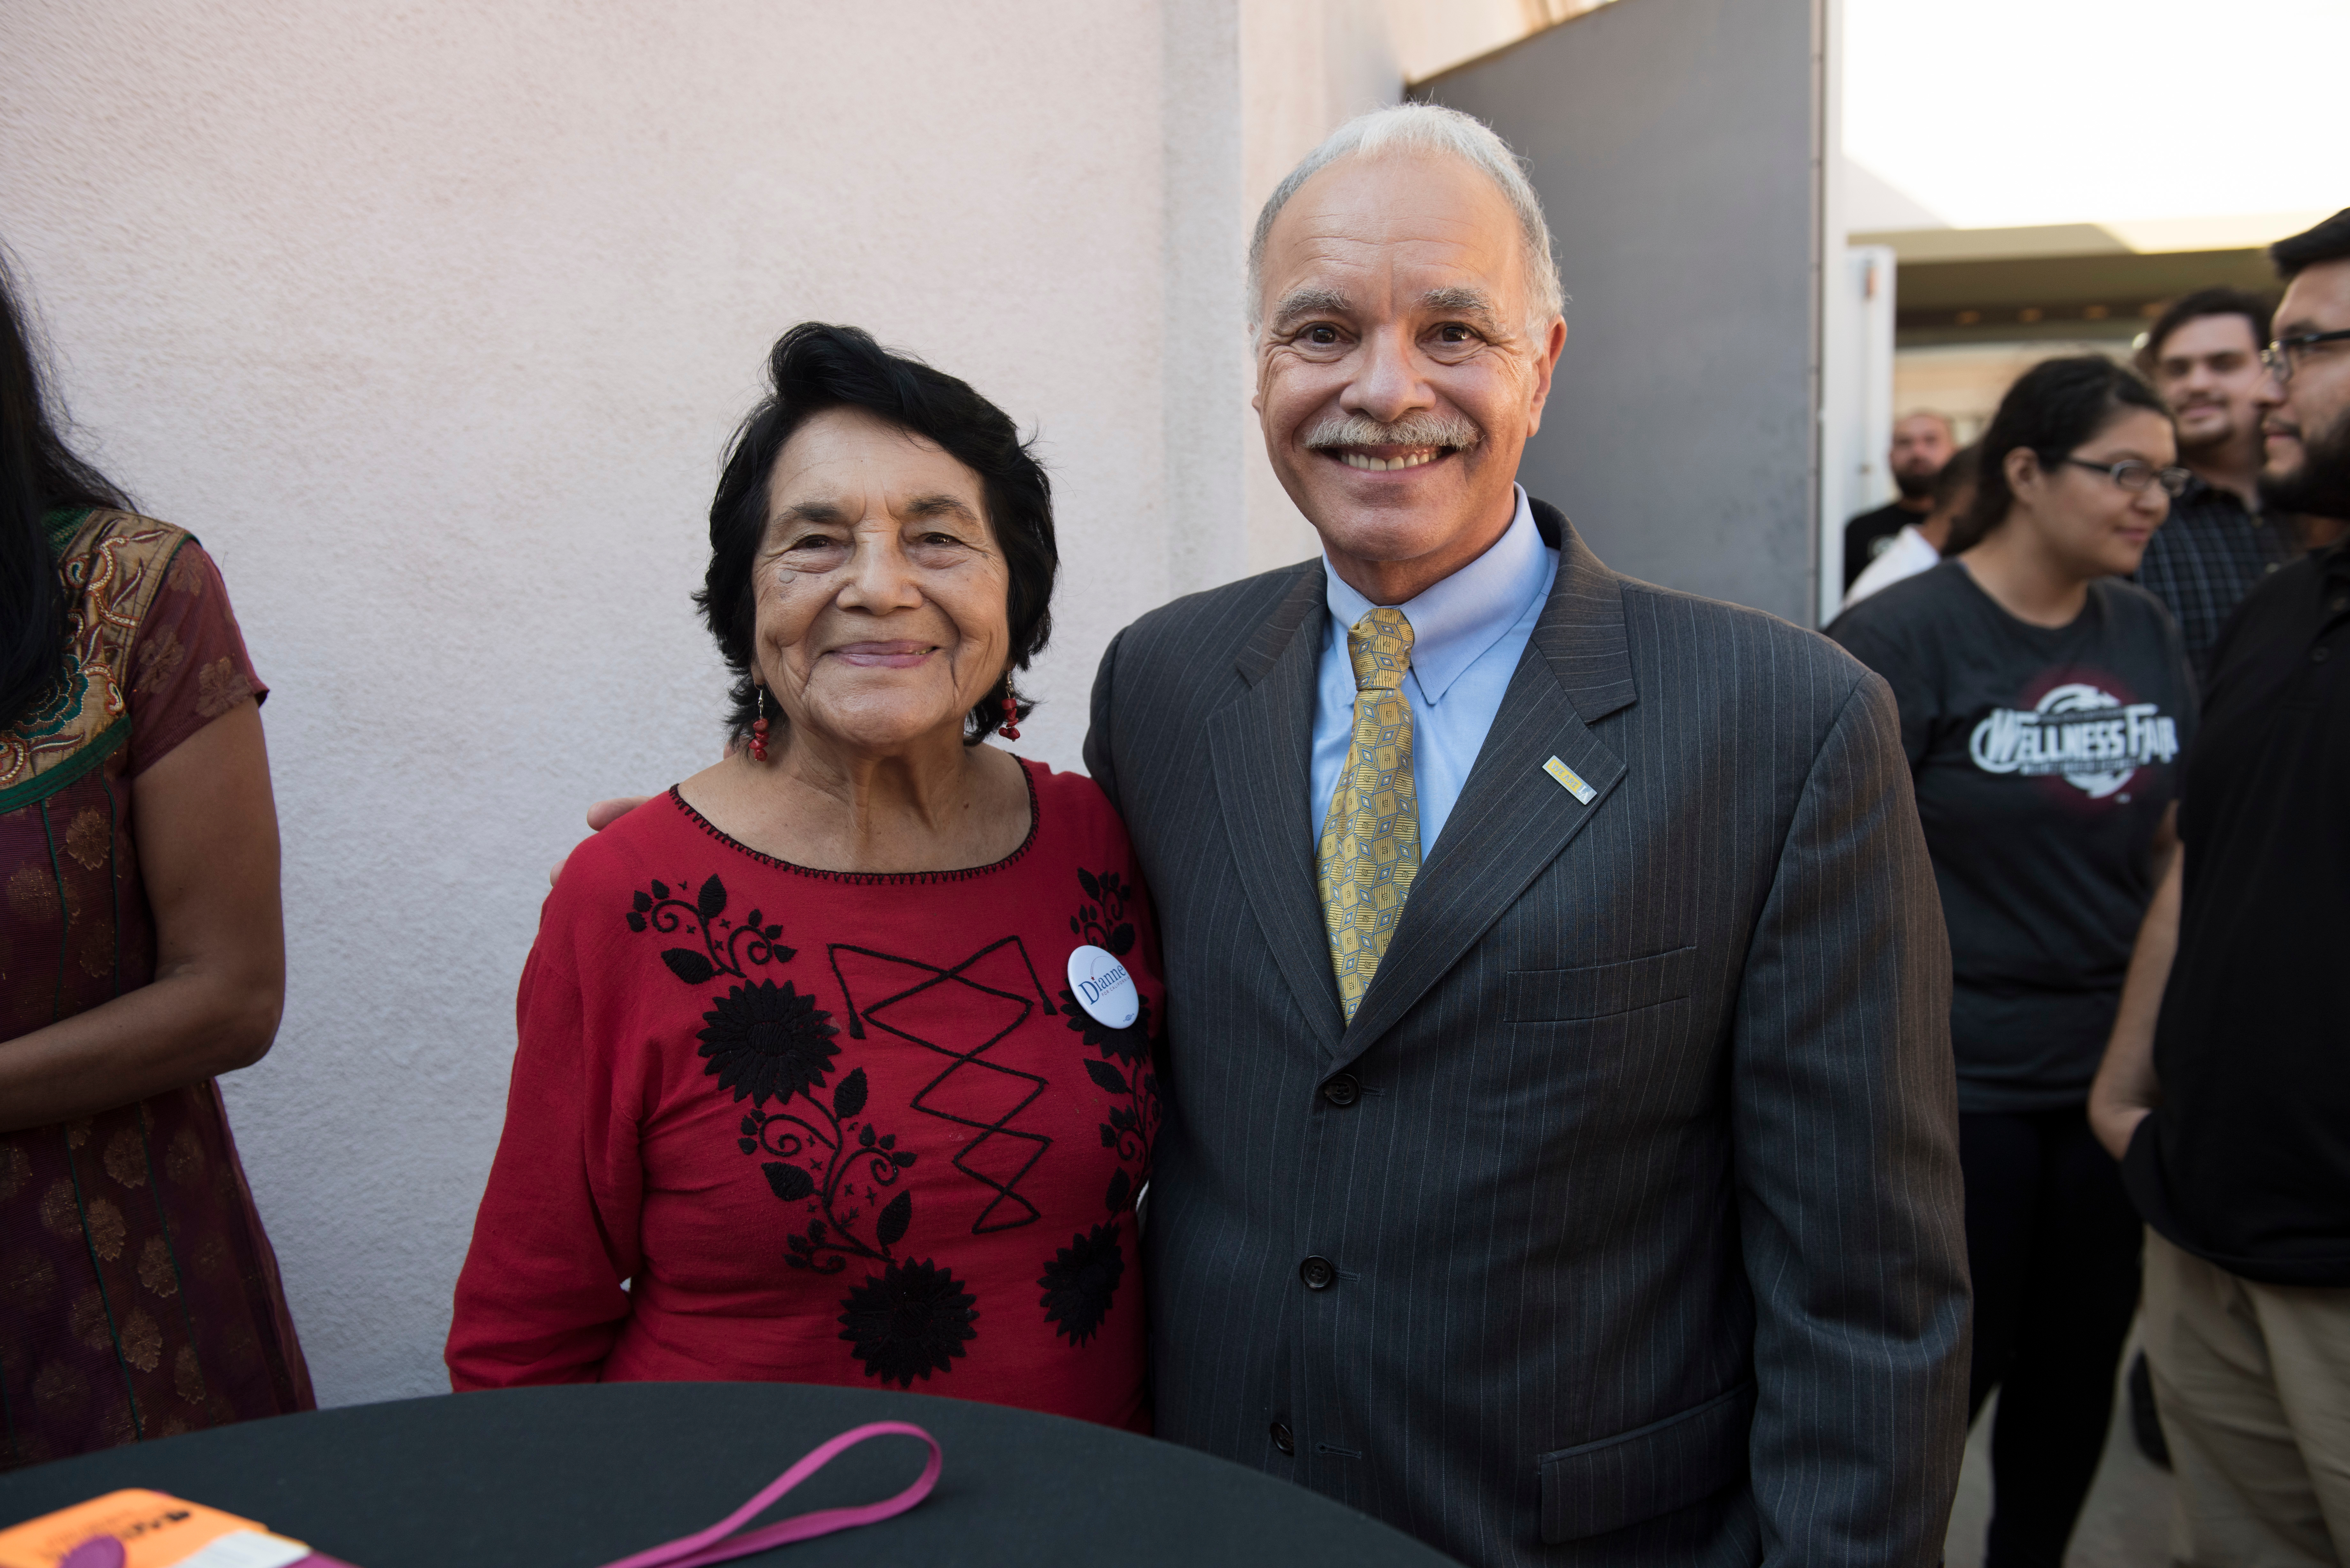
<box><xmin>2152</xmin><ymin>311</ymin><xmax>2267</xmax><ymax>457</ymax></box>
<box><xmin>1252</xmin><ymin>151</ymin><xmax>1564</xmax><ymax>604</ymax></box>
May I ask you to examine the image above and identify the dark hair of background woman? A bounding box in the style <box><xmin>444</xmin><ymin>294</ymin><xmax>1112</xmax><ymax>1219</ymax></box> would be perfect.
<box><xmin>697</xmin><ymin>322</ymin><xmax>1057</xmax><ymax>748</ymax></box>
<box><xmin>0</xmin><ymin>249</ymin><xmax>133</xmax><ymax>731</ymax></box>
<box><xmin>1947</xmin><ymin>355</ymin><xmax>2170</xmax><ymax>554</ymax></box>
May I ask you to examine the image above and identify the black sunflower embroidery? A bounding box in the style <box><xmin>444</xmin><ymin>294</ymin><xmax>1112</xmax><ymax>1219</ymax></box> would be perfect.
<box><xmin>697</xmin><ymin>979</ymin><xmax>840</xmax><ymax>1105</ymax></box>
<box><xmin>1056</xmin><ymin>988</ymin><xmax>1153</xmax><ymax>1065</ymax></box>
<box><xmin>838</xmin><ymin>1259</ymin><xmax>978</xmax><ymax>1387</ymax></box>
<box><xmin>1038</xmin><ymin>1223</ymin><xmax>1125</xmax><ymax>1346</ymax></box>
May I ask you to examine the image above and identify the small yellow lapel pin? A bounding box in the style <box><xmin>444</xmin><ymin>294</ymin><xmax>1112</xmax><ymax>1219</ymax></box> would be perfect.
<box><xmin>1543</xmin><ymin>756</ymin><xmax>1597</xmax><ymax>805</ymax></box>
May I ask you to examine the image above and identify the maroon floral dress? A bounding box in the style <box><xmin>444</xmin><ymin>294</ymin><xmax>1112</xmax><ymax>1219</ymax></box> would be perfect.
<box><xmin>0</xmin><ymin>509</ymin><xmax>312</xmax><ymax>1469</ymax></box>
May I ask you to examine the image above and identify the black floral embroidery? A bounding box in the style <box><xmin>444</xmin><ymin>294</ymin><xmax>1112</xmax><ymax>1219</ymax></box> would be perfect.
<box><xmin>1067</xmin><ymin>867</ymin><xmax>1136</xmax><ymax>957</ymax></box>
<box><xmin>1058</xmin><ymin>972</ymin><xmax>1160</xmax><ymax>1168</ymax></box>
<box><xmin>627</xmin><ymin>872</ymin><xmax>791</xmax><ymax>981</ymax></box>
<box><xmin>744</xmin><ymin>1075</ymin><xmax>922</xmax><ymax>1275</ymax></box>
<box><xmin>1035</xmin><ymin>868</ymin><xmax>1166</xmax><ymax>1343</ymax></box>
<box><xmin>699</xmin><ymin>980</ymin><xmax>839</xmax><ymax>1104</ymax></box>
<box><xmin>838</xmin><ymin>1258</ymin><xmax>978</xmax><ymax>1387</ymax></box>
<box><xmin>1037</xmin><ymin>1223</ymin><xmax>1126</xmax><ymax>1347</ymax></box>
<box><xmin>1058</xmin><ymin>986</ymin><xmax>1153</xmax><ymax>1066</ymax></box>
<box><xmin>628</xmin><ymin>872</ymin><xmax>918</xmax><ymax>1274</ymax></box>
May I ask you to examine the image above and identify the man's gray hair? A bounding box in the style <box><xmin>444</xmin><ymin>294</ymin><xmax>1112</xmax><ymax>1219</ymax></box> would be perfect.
<box><xmin>1247</xmin><ymin>102</ymin><xmax>1565</xmax><ymax>335</ymax></box>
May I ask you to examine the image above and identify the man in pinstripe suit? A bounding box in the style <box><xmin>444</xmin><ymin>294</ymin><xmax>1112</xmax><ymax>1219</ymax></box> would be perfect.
<box><xmin>1086</xmin><ymin>105</ymin><xmax>1969</xmax><ymax>1566</ymax></box>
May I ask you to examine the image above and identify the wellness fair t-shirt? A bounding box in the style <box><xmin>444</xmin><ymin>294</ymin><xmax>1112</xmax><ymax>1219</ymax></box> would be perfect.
<box><xmin>1830</xmin><ymin>562</ymin><xmax>2197</xmax><ymax>1112</ymax></box>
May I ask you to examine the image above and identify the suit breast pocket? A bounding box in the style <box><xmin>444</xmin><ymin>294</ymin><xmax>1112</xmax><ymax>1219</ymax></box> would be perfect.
<box><xmin>1506</xmin><ymin>945</ymin><xmax>1697</xmax><ymax>1023</ymax></box>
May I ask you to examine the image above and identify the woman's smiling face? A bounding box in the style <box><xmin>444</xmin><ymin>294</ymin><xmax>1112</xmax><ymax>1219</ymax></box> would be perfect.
<box><xmin>2013</xmin><ymin>406</ymin><xmax>2178</xmax><ymax>580</ymax></box>
<box><xmin>753</xmin><ymin>406</ymin><xmax>1011</xmax><ymax>755</ymax></box>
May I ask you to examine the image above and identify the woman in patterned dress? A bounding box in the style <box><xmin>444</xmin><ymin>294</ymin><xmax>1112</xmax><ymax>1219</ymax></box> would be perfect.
<box><xmin>448</xmin><ymin>324</ymin><xmax>1164</xmax><ymax>1429</ymax></box>
<box><xmin>0</xmin><ymin>254</ymin><xmax>312</xmax><ymax>1466</ymax></box>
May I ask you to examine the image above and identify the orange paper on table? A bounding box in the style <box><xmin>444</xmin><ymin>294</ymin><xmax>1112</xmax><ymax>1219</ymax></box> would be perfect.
<box><xmin>0</xmin><ymin>1489</ymin><xmax>303</xmax><ymax>1568</ymax></box>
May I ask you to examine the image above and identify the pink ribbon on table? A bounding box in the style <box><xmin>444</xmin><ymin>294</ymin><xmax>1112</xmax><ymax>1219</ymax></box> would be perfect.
<box><xmin>593</xmin><ymin>1421</ymin><xmax>941</xmax><ymax>1568</ymax></box>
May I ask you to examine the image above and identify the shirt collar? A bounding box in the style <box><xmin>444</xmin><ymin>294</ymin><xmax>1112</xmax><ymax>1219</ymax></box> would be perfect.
<box><xmin>1322</xmin><ymin>484</ymin><xmax>1552</xmax><ymax>705</ymax></box>
<box><xmin>2176</xmin><ymin>471</ymin><xmax>2259</xmax><ymax>518</ymax></box>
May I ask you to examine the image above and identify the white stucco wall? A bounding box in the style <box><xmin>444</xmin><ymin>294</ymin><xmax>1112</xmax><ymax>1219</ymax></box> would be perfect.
<box><xmin>0</xmin><ymin>0</ymin><xmax>1536</xmax><ymax>1407</ymax></box>
<box><xmin>2</xmin><ymin>0</ymin><xmax>1247</xmax><ymax>1406</ymax></box>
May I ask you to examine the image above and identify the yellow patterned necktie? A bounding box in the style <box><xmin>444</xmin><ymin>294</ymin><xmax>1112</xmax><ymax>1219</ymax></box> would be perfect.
<box><xmin>1317</xmin><ymin>607</ymin><xmax>1421</xmax><ymax>1023</ymax></box>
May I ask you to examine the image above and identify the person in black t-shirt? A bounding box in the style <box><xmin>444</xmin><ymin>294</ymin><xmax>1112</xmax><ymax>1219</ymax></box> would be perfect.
<box><xmin>1832</xmin><ymin>356</ymin><xmax>2196</xmax><ymax>1568</ymax></box>
<box><xmin>2091</xmin><ymin>208</ymin><xmax>2350</xmax><ymax>1565</ymax></box>
<box><xmin>1845</xmin><ymin>410</ymin><xmax>1958</xmax><ymax>590</ymax></box>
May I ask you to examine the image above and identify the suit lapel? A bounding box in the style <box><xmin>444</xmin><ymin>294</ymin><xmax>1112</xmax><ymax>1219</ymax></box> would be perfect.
<box><xmin>1333</xmin><ymin>505</ymin><xmax>1640</xmax><ymax>1063</ymax></box>
<box><xmin>1208</xmin><ymin>564</ymin><xmax>1345</xmax><ymax>1052</ymax></box>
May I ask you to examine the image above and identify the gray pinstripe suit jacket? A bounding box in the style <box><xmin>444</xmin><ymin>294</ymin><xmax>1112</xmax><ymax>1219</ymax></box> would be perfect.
<box><xmin>1083</xmin><ymin>502</ymin><xmax>1970</xmax><ymax>1567</ymax></box>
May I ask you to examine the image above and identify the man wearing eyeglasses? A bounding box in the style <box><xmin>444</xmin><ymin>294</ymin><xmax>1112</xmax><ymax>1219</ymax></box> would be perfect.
<box><xmin>2134</xmin><ymin>288</ymin><xmax>2295</xmax><ymax>690</ymax></box>
<box><xmin>2091</xmin><ymin>206</ymin><xmax>2350</xmax><ymax>1566</ymax></box>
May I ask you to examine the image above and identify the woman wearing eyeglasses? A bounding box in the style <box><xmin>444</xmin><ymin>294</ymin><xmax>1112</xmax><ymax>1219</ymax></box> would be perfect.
<box><xmin>1829</xmin><ymin>355</ymin><xmax>2195</xmax><ymax>1568</ymax></box>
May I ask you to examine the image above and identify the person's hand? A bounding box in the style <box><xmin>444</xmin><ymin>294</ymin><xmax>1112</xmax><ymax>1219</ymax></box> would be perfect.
<box><xmin>2087</xmin><ymin>841</ymin><xmax>2181</xmax><ymax>1160</ymax></box>
<box><xmin>550</xmin><ymin>797</ymin><xmax>652</xmax><ymax>886</ymax></box>
<box><xmin>2089</xmin><ymin>1099</ymin><xmax>2153</xmax><ymax>1164</ymax></box>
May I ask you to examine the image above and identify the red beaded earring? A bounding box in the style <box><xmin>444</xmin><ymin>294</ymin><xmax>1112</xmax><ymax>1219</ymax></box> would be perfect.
<box><xmin>750</xmin><ymin>686</ymin><xmax>770</xmax><ymax>762</ymax></box>
<box><xmin>998</xmin><ymin>693</ymin><xmax>1021</xmax><ymax>741</ymax></box>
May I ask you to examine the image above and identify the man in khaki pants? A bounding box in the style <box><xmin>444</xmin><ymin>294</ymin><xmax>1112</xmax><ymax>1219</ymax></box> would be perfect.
<box><xmin>2093</xmin><ymin>207</ymin><xmax>2350</xmax><ymax>1566</ymax></box>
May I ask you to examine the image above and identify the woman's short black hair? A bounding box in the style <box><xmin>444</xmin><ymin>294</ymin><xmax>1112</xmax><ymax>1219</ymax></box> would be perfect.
<box><xmin>696</xmin><ymin>322</ymin><xmax>1056</xmax><ymax>747</ymax></box>
<box><xmin>1948</xmin><ymin>356</ymin><xmax>2169</xmax><ymax>554</ymax></box>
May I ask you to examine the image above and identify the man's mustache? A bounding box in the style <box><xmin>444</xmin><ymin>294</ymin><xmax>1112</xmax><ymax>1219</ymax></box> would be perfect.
<box><xmin>1304</xmin><ymin>412</ymin><xmax>1483</xmax><ymax>451</ymax></box>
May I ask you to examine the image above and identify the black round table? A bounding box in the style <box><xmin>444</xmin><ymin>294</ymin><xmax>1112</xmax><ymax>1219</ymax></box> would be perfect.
<box><xmin>0</xmin><ymin>1383</ymin><xmax>1459</xmax><ymax>1567</ymax></box>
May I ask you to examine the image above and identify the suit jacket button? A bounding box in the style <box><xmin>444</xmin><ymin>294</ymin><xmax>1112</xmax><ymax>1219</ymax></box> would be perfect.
<box><xmin>1322</xmin><ymin>1074</ymin><xmax>1361</xmax><ymax>1107</ymax></box>
<box><xmin>1300</xmin><ymin>1255</ymin><xmax>1336</xmax><ymax>1290</ymax></box>
<box><xmin>1271</xmin><ymin>1421</ymin><xmax>1296</xmax><ymax>1455</ymax></box>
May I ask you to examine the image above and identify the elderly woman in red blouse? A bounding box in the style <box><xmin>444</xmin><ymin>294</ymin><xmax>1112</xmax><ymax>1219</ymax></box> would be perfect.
<box><xmin>447</xmin><ymin>324</ymin><xmax>1162</xmax><ymax>1430</ymax></box>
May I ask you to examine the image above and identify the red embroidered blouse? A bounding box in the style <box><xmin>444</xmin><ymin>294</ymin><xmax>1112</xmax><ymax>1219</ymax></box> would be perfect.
<box><xmin>447</xmin><ymin>760</ymin><xmax>1163</xmax><ymax>1430</ymax></box>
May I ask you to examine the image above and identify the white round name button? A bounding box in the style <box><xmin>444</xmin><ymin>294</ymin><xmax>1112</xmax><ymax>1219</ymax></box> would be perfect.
<box><xmin>1066</xmin><ymin>944</ymin><xmax>1139</xmax><ymax>1029</ymax></box>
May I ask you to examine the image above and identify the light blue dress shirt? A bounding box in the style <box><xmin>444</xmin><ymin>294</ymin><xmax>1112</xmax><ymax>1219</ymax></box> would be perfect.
<box><xmin>1310</xmin><ymin>485</ymin><xmax>1559</xmax><ymax>856</ymax></box>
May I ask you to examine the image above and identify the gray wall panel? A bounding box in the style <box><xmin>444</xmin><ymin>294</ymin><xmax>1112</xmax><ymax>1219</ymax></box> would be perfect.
<box><xmin>1417</xmin><ymin>0</ymin><xmax>1822</xmax><ymax>623</ymax></box>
